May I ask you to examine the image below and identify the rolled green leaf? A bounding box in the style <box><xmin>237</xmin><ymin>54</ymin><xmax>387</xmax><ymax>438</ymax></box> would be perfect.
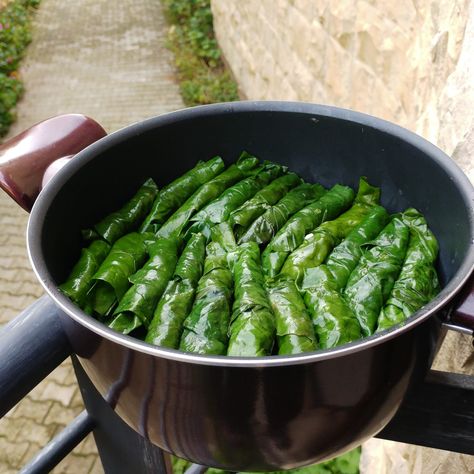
<box><xmin>156</xmin><ymin>153</ymin><xmax>261</xmax><ymax>239</ymax></box>
<box><xmin>302</xmin><ymin>266</ymin><xmax>361</xmax><ymax>348</ymax></box>
<box><xmin>110</xmin><ymin>238</ymin><xmax>179</xmax><ymax>334</ymax></box>
<box><xmin>83</xmin><ymin>178</ymin><xmax>159</xmax><ymax>244</ymax></box>
<box><xmin>140</xmin><ymin>157</ymin><xmax>225</xmax><ymax>233</ymax></box>
<box><xmin>145</xmin><ymin>233</ymin><xmax>206</xmax><ymax>348</ymax></box>
<box><xmin>179</xmin><ymin>239</ymin><xmax>234</xmax><ymax>355</ymax></box>
<box><xmin>85</xmin><ymin>233</ymin><xmax>149</xmax><ymax>316</ymax></box>
<box><xmin>229</xmin><ymin>172</ymin><xmax>302</xmax><ymax>230</ymax></box>
<box><xmin>267</xmin><ymin>277</ymin><xmax>317</xmax><ymax>355</ymax></box>
<box><xmin>238</xmin><ymin>183</ymin><xmax>326</xmax><ymax>245</ymax></box>
<box><xmin>60</xmin><ymin>240</ymin><xmax>111</xmax><ymax>306</ymax></box>
<box><xmin>185</xmin><ymin>162</ymin><xmax>285</xmax><ymax>238</ymax></box>
<box><xmin>262</xmin><ymin>184</ymin><xmax>355</xmax><ymax>277</ymax></box>
<box><xmin>280</xmin><ymin>178</ymin><xmax>380</xmax><ymax>281</ymax></box>
<box><xmin>344</xmin><ymin>216</ymin><xmax>410</xmax><ymax>336</ymax></box>
<box><xmin>326</xmin><ymin>206</ymin><xmax>390</xmax><ymax>289</ymax></box>
<box><xmin>377</xmin><ymin>208</ymin><xmax>439</xmax><ymax>332</ymax></box>
<box><xmin>227</xmin><ymin>242</ymin><xmax>275</xmax><ymax>356</ymax></box>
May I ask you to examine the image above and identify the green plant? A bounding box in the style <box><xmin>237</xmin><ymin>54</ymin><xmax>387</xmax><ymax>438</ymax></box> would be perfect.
<box><xmin>162</xmin><ymin>0</ymin><xmax>239</xmax><ymax>106</ymax></box>
<box><xmin>0</xmin><ymin>0</ymin><xmax>39</xmax><ymax>137</ymax></box>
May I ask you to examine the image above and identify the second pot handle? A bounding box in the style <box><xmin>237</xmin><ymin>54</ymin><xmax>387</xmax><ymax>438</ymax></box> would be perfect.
<box><xmin>446</xmin><ymin>272</ymin><xmax>474</xmax><ymax>336</ymax></box>
<box><xmin>0</xmin><ymin>114</ymin><xmax>106</xmax><ymax>212</ymax></box>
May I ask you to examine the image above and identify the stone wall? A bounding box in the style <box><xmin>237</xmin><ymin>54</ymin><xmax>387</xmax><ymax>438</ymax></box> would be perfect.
<box><xmin>211</xmin><ymin>0</ymin><xmax>473</xmax><ymax>179</ymax></box>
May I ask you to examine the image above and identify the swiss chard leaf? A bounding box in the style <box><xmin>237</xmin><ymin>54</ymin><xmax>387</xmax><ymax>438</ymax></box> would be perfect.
<box><xmin>344</xmin><ymin>216</ymin><xmax>410</xmax><ymax>336</ymax></box>
<box><xmin>262</xmin><ymin>184</ymin><xmax>355</xmax><ymax>277</ymax></box>
<box><xmin>376</xmin><ymin>208</ymin><xmax>439</xmax><ymax>331</ymax></box>
<box><xmin>140</xmin><ymin>157</ymin><xmax>225</xmax><ymax>233</ymax></box>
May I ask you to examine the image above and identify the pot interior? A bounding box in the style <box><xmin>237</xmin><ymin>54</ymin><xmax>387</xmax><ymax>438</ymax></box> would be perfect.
<box><xmin>36</xmin><ymin>103</ymin><xmax>474</xmax><ymax>322</ymax></box>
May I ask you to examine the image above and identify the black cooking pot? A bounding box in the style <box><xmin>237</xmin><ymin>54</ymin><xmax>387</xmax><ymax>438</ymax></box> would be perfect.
<box><xmin>1</xmin><ymin>102</ymin><xmax>473</xmax><ymax>471</ymax></box>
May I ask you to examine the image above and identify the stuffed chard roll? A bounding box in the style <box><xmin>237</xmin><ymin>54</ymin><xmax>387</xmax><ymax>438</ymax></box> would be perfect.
<box><xmin>267</xmin><ymin>277</ymin><xmax>317</xmax><ymax>355</ymax></box>
<box><xmin>83</xmin><ymin>178</ymin><xmax>159</xmax><ymax>243</ymax></box>
<box><xmin>84</xmin><ymin>232</ymin><xmax>150</xmax><ymax>317</ymax></box>
<box><xmin>326</xmin><ymin>206</ymin><xmax>390</xmax><ymax>289</ymax></box>
<box><xmin>229</xmin><ymin>172</ymin><xmax>302</xmax><ymax>230</ymax></box>
<box><xmin>179</xmin><ymin>225</ymin><xmax>236</xmax><ymax>354</ymax></box>
<box><xmin>377</xmin><ymin>208</ymin><xmax>439</xmax><ymax>332</ymax></box>
<box><xmin>302</xmin><ymin>266</ymin><xmax>361</xmax><ymax>349</ymax></box>
<box><xmin>227</xmin><ymin>242</ymin><xmax>275</xmax><ymax>356</ymax></box>
<box><xmin>237</xmin><ymin>183</ymin><xmax>326</xmax><ymax>245</ymax></box>
<box><xmin>60</xmin><ymin>240</ymin><xmax>111</xmax><ymax>306</ymax></box>
<box><xmin>344</xmin><ymin>216</ymin><xmax>410</xmax><ymax>336</ymax></box>
<box><xmin>185</xmin><ymin>162</ymin><xmax>285</xmax><ymax>238</ymax></box>
<box><xmin>156</xmin><ymin>153</ymin><xmax>261</xmax><ymax>239</ymax></box>
<box><xmin>145</xmin><ymin>233</ymin><xmax>206</xmax><ymax>348</ymax></box>
<box><xmin>109</xmin><ymin>238</ymin><xmax>179</xmax><ymax>334</ymax></box>
<box><xmin>140</xmin><ymin>157</ymin><xmax>225</xmax><ymax>233</ymax></box>
<box><xmin>280</xmin><ymin>178</ymin><xmax>381</xmax><ymax>282</ymax></box>
<box><xmin>262</xmin><ymin>184</ymin><xmax>355</xmax><ymax>277</ymax></box>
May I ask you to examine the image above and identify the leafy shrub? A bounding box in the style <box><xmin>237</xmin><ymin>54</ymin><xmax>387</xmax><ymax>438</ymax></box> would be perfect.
<box><xmin>0</xmin><ymin>0</ymin><xmax>39</xmax><ymax>137</ymax></box>
<box><xmin>162</xmin><ymin>0</ymin><xmax>238</xmax><ymax>106</ymax></box>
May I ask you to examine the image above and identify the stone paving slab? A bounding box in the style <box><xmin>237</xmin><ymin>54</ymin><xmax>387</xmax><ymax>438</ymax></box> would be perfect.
<box><xmin>0</xmin><ymin>0</ymin><xmax>183</xmax><ymax>471</ymax></box>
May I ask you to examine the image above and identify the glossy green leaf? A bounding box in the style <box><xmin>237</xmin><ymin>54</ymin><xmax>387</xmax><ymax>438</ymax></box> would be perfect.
<box><xmin>140</xmin><ymin>157</ymin><xmax>225</xmax><ymax>233</ymax></box>
<box><xmin>185</xmin><ymin>162</ymin><xmax>285</xmax><ymax>238</ymax></box>
<box><xmin>156</xmin><ymin>153</ymin><xmax>260</xmax><ymax>239</ymax></box>
<box><xmin>227</xmin><ymin>242</ymin><xmax>275</xmax><ymax>356</ymax></box>
<box><xmin>174</xmin><ymin>232</ymin><xmax>207</xmax><ymax>286</ymax></box>
<box><xmin>84</xmin><ymin>178</ymin><xmax>159</xmax><ymax>244</ymax></box>
<box><xmin>280</xmin><ymin>178</ymin><xmax>381</xmax><ymax>281</ymax></box>
<box><xmin>262</xmin><ymin>184</ymin><xmax>355</xmax><ymax>277</ymax></box>
<box><xmin>59</xmin><ymin>240</ymin><xmax>110</xmax><ymax>306</ymax></box>
<box><xmin>110</xmin><ymin>238</ymin><xmax>179</xmax><ymax>334</ymax></box>
<box><xmin>229</xmin><ymin>172</ymin><xmax>302</xmax><ymax>229</ymax></box>
<box><xmin>326</xmin><ymin>206</ymin><xmax>390</xmax><ymax>289</ymax></box>
<box><xmin>267</xmin><ymin>277</ymin><xmax>317</xmax><ymax>355</ymax></box>
<box><xmin>85</xmin><ymin>233</ymin><xmax>149</xmax><ymax>316</ymax></box>
<box><xmin>302</xmin><ymin>266</ymin><xmax>361</xmax><ymax>348</ymax></box>
<box><xmin>377</xmin><ymin>208</ymin><xmax>439</xmax><ymax>332</ymax></box>
<box><xmin>180</xmin><ymin>240</ymin><xmax>234</xmax><ymax>355</ymax></box>
<box><xmin>238</xmin><ymin>183</ymin><xmax>326</xmax><ymax>245</ymax></box>
<box><xmin>344</xmin><ymin>216</ymin><xmax>410</xmax><ymax>336</ymax></box>
<box><xmin>145</xmin><ymin>233</ymin><xmax>207</xmax><ymax>347</ymax></box>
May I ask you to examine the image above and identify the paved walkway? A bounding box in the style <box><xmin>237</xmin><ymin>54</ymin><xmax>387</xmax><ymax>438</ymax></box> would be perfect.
<box><xmin>0</xmin><ymin>0</ymin><xmax>183</xmax><ymax>472</ymax></box>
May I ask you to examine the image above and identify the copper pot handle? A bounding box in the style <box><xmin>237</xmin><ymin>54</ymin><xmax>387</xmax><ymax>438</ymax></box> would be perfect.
<box><xmin>0</xmin><ymin>114</ymin><xmax>107</xmax><ymax>212</ymax></box>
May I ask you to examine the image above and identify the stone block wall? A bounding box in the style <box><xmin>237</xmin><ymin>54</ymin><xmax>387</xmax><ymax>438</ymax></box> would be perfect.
<box><xmin>211</xmin><ymin>0</ymin><xmax>473</xmax><ymax>180</ymax></box>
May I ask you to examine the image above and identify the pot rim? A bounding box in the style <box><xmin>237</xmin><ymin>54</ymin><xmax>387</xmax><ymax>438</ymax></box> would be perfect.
<box><xmin>27</xmin><ymin>101</ymin><xmax>474</xmax><ymax>368</ymax></box>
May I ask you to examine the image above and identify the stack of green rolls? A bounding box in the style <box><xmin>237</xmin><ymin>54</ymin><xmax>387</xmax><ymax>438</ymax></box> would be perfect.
<box><xmin>60</xmin><ymin>152</ymin><xmax>440</xmax><ymax>356</ymax></box>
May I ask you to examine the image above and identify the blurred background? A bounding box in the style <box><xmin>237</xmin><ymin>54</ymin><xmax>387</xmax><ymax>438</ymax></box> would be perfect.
<box><xmin>0</xmin><ymin>0</ymin><xmax>473</xmax><ymax>472</ymax></box>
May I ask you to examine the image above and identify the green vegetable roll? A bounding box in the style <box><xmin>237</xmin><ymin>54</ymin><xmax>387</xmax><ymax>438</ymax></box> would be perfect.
<box><xmin>227</xmin><ymin>242</ymin><xmax>275</xmax><ymax>356</ymax></box>
<box><xmin>377</xmin><ymin>208</ymin><xmax>439</xmax><ymax>332</ymax></box>
<box><xmin>85</xmin><ymin>233</ymin><xmax>149</xmax><ymax>316</ymax></box>
<box><xmin>60</xmin><ymin>240</ymin><xmax>111</xmax><ymax>306</ymax></box>
<box><xmin>326</xmin><ymin>206</ymin><xmax>390</xmax><ymax>289</ymax></box>
<box><xmin>185</xmin><ymin>162</ymin><xmax>285</xmax><ymax>238</ymax></box>
<box><xmin>280</xmin><ymin>178</ymin><xmax>380</xmax><ymax>281</ymax></box>
<box><xmin>344</xmin><ymin>216</ymin><xmax>410</xmax><ymax>336</ymax></box>
<box><xmin>238</xmin><ymin>183</ymin><xmax>326</xmax><ymax>245</ymax></box>
<box><xmin>302</xmin><ymin>266</ymin><xmax>361</xmax><ymax>348</ymax></box>
<box><xmin>262</xmin><ymin>184</ymin><xmax>355</xmax><ymax>277</ymax></box>
<box><xmin>156</xmin><ymin>153</ymin><xmax>260</xmax><ymax>239</ymax></box>
<box><xmin>83</xmin><ymin>178</ymin><xmax>158</xmax><ymax>244</ymax></box>
<box><xmin>229</xmin><ymin>172</ymin><xmax>302</xmax><ymax>230</ymax></box>
<box><xmin>109</xmin><ymin>238</ymin><xmax>179</xmax><ymax>334</ymax></box>
<box><xmin>179</xmin><ymin>232</ymin><xmax>235</xmax><ymax>355</ymax></box>
<box><xmin>145</xmin><ymin>233</ymin><xmax>206</xmax><ymax>348</ymax></box>
<box><xmin>140</xmin><ymin>157</ymin><xmax>225</xmax><ymax>233</ymax></box>
<box><xmin>267</xmin><ymin>277</ymin><xmax>317</xmax><ymax>355</ymax></box>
